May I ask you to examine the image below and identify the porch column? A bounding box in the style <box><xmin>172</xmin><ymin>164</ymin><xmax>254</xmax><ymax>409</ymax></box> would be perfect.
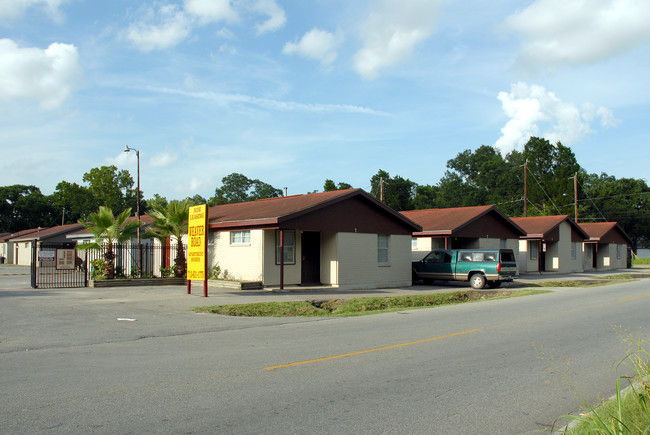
<box><xmin>279</xmin><ymin>229</ymin><xmax>285</xmax><ymax>290</ymax></box>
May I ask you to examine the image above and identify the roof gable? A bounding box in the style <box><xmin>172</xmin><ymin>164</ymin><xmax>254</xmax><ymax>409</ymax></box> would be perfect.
<box><xmin>511</xmin><ymin>215</ymin><xmax>589</xmax><ymax>240</ymax></box>
<box><xmin>579</xmin><ymin>222</ymin><xmax>632</xmax><ymax>245</ymax></box>
<box><xmin>208</xmin><ymin>189</ymin><xmax>421</xmax><ymax>234</ymax></box>
<box><xmin>0</xmin><ymin>227</ymin><xmax>48</xmax><ymax>242</ymax></box>
<box><xmin>10</xmin><ymin>223</ymin><xmax>84</xmax><ymax>242</ymax></box>
<box><xmin>401</xmin><ymin>205</ymin><xmax>525</xmax><ymax>237</ymax></box>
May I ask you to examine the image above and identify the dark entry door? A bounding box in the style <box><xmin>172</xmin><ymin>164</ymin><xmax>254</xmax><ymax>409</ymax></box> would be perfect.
<box><xmin>539</xmin><ymin>242</ymin><xmax>546</xmax><ymax>272</ymax></box>
<box><xmin>301</xmin><ymin>232</ymin><xmax>320</xmax><ymax>285</ymax></box>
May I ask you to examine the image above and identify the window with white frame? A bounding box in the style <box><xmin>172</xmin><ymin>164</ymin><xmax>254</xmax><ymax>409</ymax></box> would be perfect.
<box><xmin>571</xmin><ymin>242</ymin><xmax>577</xmax><ymax>260</ymax></box>
<box><xmin>411</xmin><ymin>238</ymin><xmax>418</xmax><ymax>250</ymax></box>
<box><xmin>378</xmin><ymin>234</ymin><xmax>390</xmax><ymax>264</ymax></box>
<box><xmin>230</xmin><ymin>230</ymin><xmax>250</xmax><ymax>245</ymax></box>
<box><xmin>275</xmin><ymin>230</ymin><xmax>296</xmax><ymax>265</ymax></box>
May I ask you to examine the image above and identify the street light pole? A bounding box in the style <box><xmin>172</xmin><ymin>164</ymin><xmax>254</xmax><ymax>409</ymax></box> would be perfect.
<box><xmin>124</xmin><ymin>145</ymin><xmax>141</xmax><ymax>270</ymax></box>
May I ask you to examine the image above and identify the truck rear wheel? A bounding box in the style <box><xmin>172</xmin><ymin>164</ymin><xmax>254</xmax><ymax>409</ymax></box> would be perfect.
<box><xmin>470</xmin><ymin>273</ymin><xmax>486</xmax><ymax>289</ymax></box>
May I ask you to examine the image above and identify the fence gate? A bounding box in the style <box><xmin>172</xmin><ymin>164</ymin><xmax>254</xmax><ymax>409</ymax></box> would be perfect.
<box><xmin>31</xmin><ymin>241</ymin><xmax>88</xmax><ymax>289</ymax></box>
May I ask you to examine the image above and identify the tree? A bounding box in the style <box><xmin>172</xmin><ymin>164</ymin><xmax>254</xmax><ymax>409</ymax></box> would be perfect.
<box><xmin>370</xmin><ymin>170</ymin><xmax>417</xmax><ymax>211</ymax></box>
<box><xmin>514</xmin><ymin>137</ymin><xmax>580</xmax><ymax>216</ymax></box>
<box><xmin>209</xmin><ymin>173</ymin><xmax>282</xmax><ymax>205</ymax></box>
<box><xmin>0</xmin><ymin>185</ymin><xmax>54</xmax><ymax>232</ymax></box>
<box><xmin>50</xmin><ymin>181</ymin><xmax>95</xmax><ymax>224</ymax></box>
<box><xmin>145</xmin><ymin>194</ymin><xmax>168</xmax><ymax>211</ymax></box>
<box><xmin>324</xmin><ymin>179</ymin><xmax>352</xmax><ymax>191</ymax></box>
<box><xmin>82</xmin><ymin>165</ymin><xmax>137</xmax><ymax>213</ymax></box>
<box><xmin>77</xmin><ymin>207</ymin><xmax>142</xmax><ymax>279</ymax></box>
<box><xmin>144</xmin><ymin>199</ymin><xmax>190</xmax><ymax>277</ymax></box>
<box><xmin>580</xmin><ymin>173</ymin><xmax>650</xmax><ymax>250</ymax></box>
<box><xmin>186</xmin><ymin>194</ymin><xmax>207</xmax><ymax>207</ymax></box>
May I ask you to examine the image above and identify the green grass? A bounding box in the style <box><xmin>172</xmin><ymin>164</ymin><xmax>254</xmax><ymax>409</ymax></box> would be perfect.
<box><xmin>193</xmin><ymin>289</ymin><xmax>548</xmax><ymax>317</ymax></box>
<box><xmin>531</xmin><ymin>275</ymin><xmax>638</xmax><ymax>288</ymax></box>
<box><xmin>632</xmin><ymin>257</ymin><xmax>650</xmax><ymax>265</ymax></box>
<box><xmin>558</xmin><ymin>340</ymin><xmax>650</xmax><ymax>434</ymax></box>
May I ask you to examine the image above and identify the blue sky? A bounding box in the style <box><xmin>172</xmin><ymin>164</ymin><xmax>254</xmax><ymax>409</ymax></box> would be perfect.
<box><xmin>1</xmin><ymin>0</ymin><xmax>649</xmax><ymax>202</ymax></box>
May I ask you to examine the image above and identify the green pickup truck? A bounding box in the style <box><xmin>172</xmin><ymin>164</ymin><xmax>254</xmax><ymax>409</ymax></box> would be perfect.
<box><xmin>412</xmin><ymin>248</ymin><xmax>518</xmax><ymax>289</ymax></box>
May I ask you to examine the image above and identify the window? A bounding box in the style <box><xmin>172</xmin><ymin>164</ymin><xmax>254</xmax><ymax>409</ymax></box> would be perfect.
<box><xmin>411</xmin><ymin>238</ymin><xmax>418</xmax><ymax>250</ymax></box>
<box><xmin>617</xmin><ymin>244</ymin><xmax>622</xmax><ymax>259</ymax></box>
<box><xmin>378</xmin><ymin>234</ymin><xmax>389</xmax><ymax>264</ymax></box>
<box><xmin>230</xmin><ymin>230</ymin><xmax>250</xmax><ymax>245</ymax></box>
<box><xmin>500</xmin><ymin>239</ymin><xmax>507</xmax><ymax>249</ymax></box>
<box><xmin>530</xmin><ymin>241</ymin><xmax>538</xmax><ymax>260</ymax></box>
<box><xmin>275</xmin><ymin>230</ymin><xmax>295</xmax><ymax>265</ymax></box>
<box><xmin>571</xmin><ymin>242</ymin><xmax>577</xmax><ymax>260</ymax></box>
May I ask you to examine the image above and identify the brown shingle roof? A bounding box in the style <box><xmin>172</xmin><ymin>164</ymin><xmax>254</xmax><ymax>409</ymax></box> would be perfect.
<box><xmin>67</xmin><ymin>215</ymin><xmax>155</xmax><ymax>238</ymax></box>
<box><xmin>400</xmin><ymin>205</ymin><xmax>525</xmax><ymax>236</ymax></box>
<box><xmin>578</xmin><ymin>222</ymin><xmax>632</xmax><ymax>244</ymax></box>
<box><xmin>10</xmin><ymin>223</ymin><xmax>84</xmax><ymax>242</ymax></box>
<box><xmin>208</xmin><ymin>188</ymin><xmax>421</xmax><ymax>231</ymax></box>
<box><xmin>0</xmin><ymin>227</ymin><xmax>48</xmax><ymax>242</ymax></box>
<box><xmin>511</xmin><ymin>215</ymin><xmax>589</xmax><ymax>239</ymax></box>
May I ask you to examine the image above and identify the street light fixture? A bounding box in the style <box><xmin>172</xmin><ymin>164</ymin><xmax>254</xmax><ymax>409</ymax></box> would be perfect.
<box><xmin>124</xmin><ymin>145</ymin><xmax>141</xmax><ymax>267</ymax></box>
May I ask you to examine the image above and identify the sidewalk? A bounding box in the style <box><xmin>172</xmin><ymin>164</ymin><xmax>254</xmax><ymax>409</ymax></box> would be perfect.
<box><xmin>2</xmin><ymin>264</ymin><xmax>649</xmax><ymax>307</ymax></box>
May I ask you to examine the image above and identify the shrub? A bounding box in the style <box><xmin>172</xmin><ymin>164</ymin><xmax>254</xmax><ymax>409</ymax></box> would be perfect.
<box><xmin>90</xmin><ymin>258</ymin><xmax>107</xmax><ymax>280</ymax></box>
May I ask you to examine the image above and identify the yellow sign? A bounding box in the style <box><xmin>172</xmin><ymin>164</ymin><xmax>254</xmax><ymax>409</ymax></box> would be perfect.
<box><xmin>187</xmin><ymin>204</ymin><xmax>207</xmax><ymax>280</ymax></box>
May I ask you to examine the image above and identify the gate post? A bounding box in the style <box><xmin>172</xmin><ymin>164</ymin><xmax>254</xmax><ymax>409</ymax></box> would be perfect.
<box><xmin>30</xmin><ymin>239</ymin><xmax>38</xmax><ymax>288</ymax></box>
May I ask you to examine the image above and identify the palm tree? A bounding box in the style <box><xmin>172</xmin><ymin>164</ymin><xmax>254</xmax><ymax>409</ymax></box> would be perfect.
<box><xmin>78</xmin><ymin>206</ymin><xmax>142</xmax><ymax>279</ymax></box>
<box><xmin>144</xmin><ymin>199</ymin><xmax>189</xmax><ymax>278</ymax></box>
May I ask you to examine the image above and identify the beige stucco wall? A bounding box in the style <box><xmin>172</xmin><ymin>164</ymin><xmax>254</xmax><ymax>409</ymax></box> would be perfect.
<box><xmin>518</xmin><ymin>240</ymin><xmax>538</xmax><ymax>273</ymax></box>
<box><xmin>320</xmin><ymin>232</ymin><xmax>338</xmax><ymax>285</ymax></box>
<box><xmin>208</xmin><ymin>230</ymin><xmax>264</xmax><ymax>282</ymax></box>
<box><xmin>554</xmin><ymin>222</ymin><xmax>583</xmax><ymax>273</ymax></box>
<box><xmin>337</xmin><ymin>233</ymin><xmax>412</xmax><ymax>289</ymax></box>
<box><xmin>208</xmin><ymin>230</ymin><xmax>420</xmax><ymax>289</ymax></box>
<box><xmin>518</xmin><ymin>222</ymin><xmax>584</xmax><ymax>274</ymax></box>
<box><xmin>0</xmin><ymin>242</ymin><xmax>11</xmax><ymax>263</ymax></box>
<box><xmin>597</xmin><ymin>243</ymin><xmax>627</xmax><ymax>270</ymax></box>
<box><xmin>15</xmin><ymin>241</ymin><xmax>33</xmax><ymax>266</ymax></box>
<box><xmin>262</xmin><ymin>230</ymin><xmax>301</xmax><ymax>286</ymax></box>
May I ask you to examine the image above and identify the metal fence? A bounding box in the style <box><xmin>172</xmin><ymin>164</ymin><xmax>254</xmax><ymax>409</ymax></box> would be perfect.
<box><xmin>31</xmin><ymin>241</ymin><xmax>187</xmax><ymax>289</ymax></box>
<box><xmin>31</xmin><ymin>241</ymin><xmax>88</xmax><ymax>289</ymax></box>
<box><xmin>84</xmin><ymin>242</ymin><xmax>186</xmax><ymax>279</ymax></box>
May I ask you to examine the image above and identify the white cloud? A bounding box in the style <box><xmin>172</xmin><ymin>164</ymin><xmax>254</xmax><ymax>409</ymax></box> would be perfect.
<box><xmin>251</xmin><ymin>0</ymin><xmax>286</xmax><ymax>34</ymax></box>
<box><xmin>183</xmin><ymin>0</ymin><xmax>238</xmax><ymax>24</ymax></box>
<box><xmin>0</xmin><ymin>38</ymin><xmax>81</xmax><ymax>109</ymax></box>
<box><xmin>494</xmin><ymin>82</ymin><xmax>619</xmax><ymax>153</ymax></box>
<box><xmin>150</xmin><ymin>152</ymin><xmax>177</xmax><ymax>168</ymax></box>
<box><xmin>506</xmin><ymin>0</ymin><xmax>650</xmax><ymax>70</ymax></box>
<box><xmin>353</xmin><ymin>0</ymin><xmax>442</xmax><ymax>79</ymax></box>
<box><xmin>147</xmin><ymin>86</ymin><xmax>388</xmax><ymax>115</ymax></box>
<box><xmin>283</xmin><ymin>28</ymin><xmax>341</xmax><ymax>66</ymax></box>
<box><xmin>0</xmin><ymin>0</ymin><xmax>66</xmax><ymax>22</ymax></box>
<box><xmin>126</xmin><ymin>4</ymin><xmax>193</xmax><ymax>52</ymax></box>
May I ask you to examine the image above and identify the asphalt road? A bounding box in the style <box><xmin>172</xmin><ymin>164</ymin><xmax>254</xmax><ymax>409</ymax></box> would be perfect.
<box><xmin>1</xmin><ymin>266</ymin><xmax>650</xmax><ymax>434</ymax></box>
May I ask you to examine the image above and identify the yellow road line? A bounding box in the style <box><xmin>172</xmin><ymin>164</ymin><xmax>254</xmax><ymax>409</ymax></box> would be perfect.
<box><xmin>265</xmin><ymin>329</ymin><xmax>480</xmax><ymax>371</ymax></box>
<box><xmin>618</xmin><ymin>293</ymin><xmax>650</xmax><ymax>302</ymax></box>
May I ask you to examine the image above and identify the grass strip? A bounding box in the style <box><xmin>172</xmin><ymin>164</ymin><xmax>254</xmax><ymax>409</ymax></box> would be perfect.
<box><xmin>193</xmin><ymin>289</ymin><xmax>548</xmax><ymax>317</ymax></box>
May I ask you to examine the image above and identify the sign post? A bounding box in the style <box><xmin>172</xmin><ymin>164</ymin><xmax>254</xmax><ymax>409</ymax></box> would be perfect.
<box><xmin>187</xmin><ymin>204</ymin><xmax>208</xmax><ymax>297</ymax></box>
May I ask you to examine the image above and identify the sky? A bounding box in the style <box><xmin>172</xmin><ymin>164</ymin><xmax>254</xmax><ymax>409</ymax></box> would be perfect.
<box><xmin>1</xmin><ymin>0</ymin><xmax>649</xmax><ymax>202</ymax></box>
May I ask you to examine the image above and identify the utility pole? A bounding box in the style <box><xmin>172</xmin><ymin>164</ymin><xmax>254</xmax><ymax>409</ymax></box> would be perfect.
<box><xmin>574</xmin><ymin>172</ymin><xmax>578</xmax><ymax>223</ymax></box>
<box><xmin>380</xmin><ymin>177</ymin><xmax>384</xmax><ymax>202</ymax></box>
<box><xmin>524</xmin><ymin>159</ymin><xmax>528</xmax><ymax>217</ymax></box>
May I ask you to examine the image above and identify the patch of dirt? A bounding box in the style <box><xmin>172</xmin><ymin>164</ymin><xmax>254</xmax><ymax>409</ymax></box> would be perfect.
<box><xmin>310</xmin><ymin>299</ymin><xmax>345</xmax><ymax>312</ymax></box>
<box><xmin>462</xmin><ymin>290</ymin><xmax>517</xmax><ymax>300</ymax></box>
